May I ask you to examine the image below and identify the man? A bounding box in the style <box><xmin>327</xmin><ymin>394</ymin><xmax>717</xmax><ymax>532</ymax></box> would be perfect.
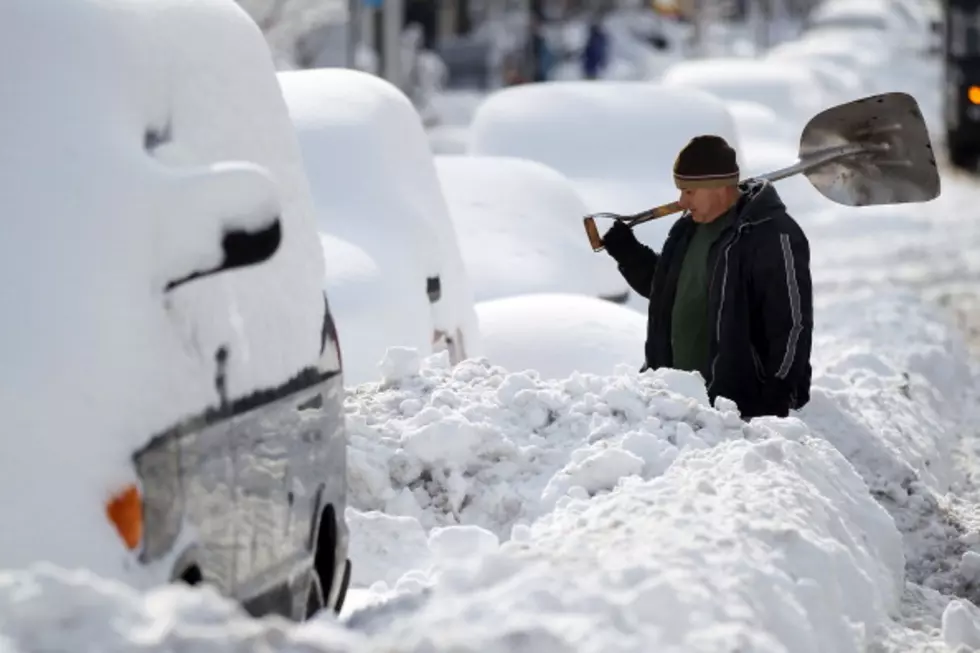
<box><xmin>602</xmin><ymin>135</ymin><xmax>813</xmax><ymax>419</ymax></box>
<box><xmin>581</xmin><ymin>14</ymin><xmax>609</xmax><ymax>80</ymax></box>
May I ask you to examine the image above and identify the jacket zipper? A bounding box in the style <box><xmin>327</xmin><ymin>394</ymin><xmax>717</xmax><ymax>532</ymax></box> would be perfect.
<box><xmin>706</xmin><ymin>216</ymin><xmax>773</xmax><ymax>394</ymax></box>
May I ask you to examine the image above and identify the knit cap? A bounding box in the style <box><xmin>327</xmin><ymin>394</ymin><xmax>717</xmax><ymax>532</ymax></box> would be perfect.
<box><xmin>673</xmin><ymin>135</ymin><xmax>739</xmax><ymax>189</ymax></box>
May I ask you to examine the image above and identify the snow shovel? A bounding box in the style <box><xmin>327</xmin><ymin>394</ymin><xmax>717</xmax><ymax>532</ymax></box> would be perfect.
<box><xmin>583</xmin><ymin>91</ymin><xmax>941</xmax><ymax>252</ymax></box>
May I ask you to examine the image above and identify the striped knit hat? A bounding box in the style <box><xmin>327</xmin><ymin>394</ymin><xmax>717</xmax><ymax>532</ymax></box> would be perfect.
<box><xmin>673</xmin><ymin>135</ymin><xmax>739</xmax><ymax>189</ymax></box>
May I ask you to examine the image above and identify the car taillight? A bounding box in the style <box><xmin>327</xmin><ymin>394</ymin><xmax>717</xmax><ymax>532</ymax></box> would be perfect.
<box><xmin>106</xmin><ymin>484</ymin><xmax>143</xmax><ymax>550</ymax></box>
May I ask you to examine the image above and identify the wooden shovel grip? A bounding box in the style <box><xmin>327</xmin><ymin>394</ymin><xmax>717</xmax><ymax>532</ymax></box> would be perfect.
<box><xmin>584</xmin><ymin>200</ymin><xmax>684</xmax><ymax>253</ymax></box>
<box><xmin>584</xmin><ymin>216</ymin><xmax>604</xmax><ymax>251</ymax></box>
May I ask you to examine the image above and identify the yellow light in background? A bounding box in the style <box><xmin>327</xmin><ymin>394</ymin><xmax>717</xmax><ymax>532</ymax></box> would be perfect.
<box><xmin>968</xmin><ymin>86</ymin><xmax>980</xmax><ymax>104</ymax></box>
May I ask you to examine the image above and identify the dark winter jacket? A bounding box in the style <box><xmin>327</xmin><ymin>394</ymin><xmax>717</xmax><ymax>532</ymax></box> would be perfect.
<box><xmin>606</xmin><ymin>179</ymin><xmax>813</xmax><ymax>419</ymax></box>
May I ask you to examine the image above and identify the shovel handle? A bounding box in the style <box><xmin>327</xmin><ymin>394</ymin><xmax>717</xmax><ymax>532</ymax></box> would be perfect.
<box><xmin>584</xmin><ymin>201</ymin><xmax>683</xmax><ymax>252</ymax></box>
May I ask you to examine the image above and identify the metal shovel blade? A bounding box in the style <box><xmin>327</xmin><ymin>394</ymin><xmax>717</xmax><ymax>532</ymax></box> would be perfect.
<box><xmin>798</xmin><ymin>92</ymin><xmax>940</xmax><ymax>207</ymax></box>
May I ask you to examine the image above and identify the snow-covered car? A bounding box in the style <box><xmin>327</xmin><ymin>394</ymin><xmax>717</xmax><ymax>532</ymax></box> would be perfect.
<box><xmin>804</xmin><ymin>0</ymin><xmax>933</xmax><ymax>54</ymax></box>
<box><xmin>659</xmin><ymin>57</ymin><xmax>830</xmax><ymax>135</ymax></box>
<box><xmin>278</xmin><ymin>68</ymin><xmax>482</xmax><ymax>386</ymax></box>
<box><xmin>434</xmin><ymin>155</ymin><xmax>629</xmax><ymax>304</ymax></box>
<box><xmin>1</xmin><ymin>0</ymin><xmax>349</xmax><ymax>620</ymax></box>
<box><xmin>765</xmin><ymin>32</ymin><xmax>888</xmax><ymax>88</ymax></box>
<box><xmin>468</xmin><ymin>81</ymin><xmax>743</xmax><ymax>251</ymax></box>
<box><xmin>475</xmin><ymin>293</ymin><xmax>647</xmax><ymax>378</ymax></box>
<box><xmin>762</xmin><ymin>48</ymin><xmax>872</xmax><ymax>104</ymax></box>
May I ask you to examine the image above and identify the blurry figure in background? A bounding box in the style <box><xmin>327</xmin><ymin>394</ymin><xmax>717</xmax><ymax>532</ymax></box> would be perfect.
<box><xmin>581</xmin><ymin>14</ymin><xmax>609</xmax><ymax>80</ymax></box>
<box><xmin>601</xmin><ymin>135</ymin><xmax>813</xmax><ymax>420</ymax></box>
<box><xmin>526</xmin><ymin>15</ymin><xmax>553</xmax><ymax>82</ymax></box>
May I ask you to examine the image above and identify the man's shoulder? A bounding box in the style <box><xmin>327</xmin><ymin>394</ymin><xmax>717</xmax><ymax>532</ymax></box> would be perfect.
<box><xmin>750</xmin><ymin>208</ymin><xmax>808</xmax><ymax>243</ymax></box>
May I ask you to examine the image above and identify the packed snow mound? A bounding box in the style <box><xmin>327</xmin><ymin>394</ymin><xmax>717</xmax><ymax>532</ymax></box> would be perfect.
<box><xmin>434</xmin><ymin>155</ymin><xmax>627</xmax><ymax>302</ymax></box>
<box><xmin>660</xmin><ymin>58</ymin><xmax>830</xmax><ymax>135</ymax></box>
<box><xmin>800</xmin><ymin>288</ymin><xmax>980</xmax><ymax>598</ymax></box>
<box><xmin>0</xmin><ymin>0</ymin><xmax>328</xmax><ymax>581</ymax></box>
<box><xmin>0</xmin><ymin>564</ymin><xmax>363</xmax><ymax>651</ymax></box>
<box><xmin>468</xmin><ymin>81</ymin><xmax>742</xmax><ymax>246</ymax></box>
<box><xmin>340</xmin><ymin>287</ymin><xmax>978</xmax><ymax>611</ymax></box>
<box><xmin>279</xmin><ymin>67</ymin><xmax>482</xmax><ymax>376</ymax></box>
<box><xmin>473</xmin><ymin>294</ymin><xmax>646</xmax><ymax>378</ymax></box>
<box><xmin>3</xmin><ymin>285</ymin><xmax>979</xmax><ymax>651</ymax></box>
<box><xmin>345</xmin><ymin>439</ymin><xmax>903</xmax><ymax>653</ymax></box>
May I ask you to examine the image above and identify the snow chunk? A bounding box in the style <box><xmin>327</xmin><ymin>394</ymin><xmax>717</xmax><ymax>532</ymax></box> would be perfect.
<box><xmin>347</xmin><ymin>510</ymin><xmax>433</xmax><ymax>588</ymax></box>
<box><xmin>942</xmin><ymin>599</ymin><xmax>980</xmax><ymax>651</ymax></box>
<box><xmin>380</xmin><ymin>347</ymin><xmax>423</xmax><ymax>385</ymax></box>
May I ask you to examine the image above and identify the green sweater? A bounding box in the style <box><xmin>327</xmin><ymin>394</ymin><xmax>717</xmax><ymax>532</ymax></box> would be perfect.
<box><xmin>670</xmin><ymin>209</ymin><xmax>736</xmax><ymax>378</ymax></box>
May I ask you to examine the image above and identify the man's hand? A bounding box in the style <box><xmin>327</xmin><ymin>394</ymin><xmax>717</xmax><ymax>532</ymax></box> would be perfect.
<box><xmin>602</xmin><ymin>220</ymin><xmax>638</xmax><ymax>259</ymax></box>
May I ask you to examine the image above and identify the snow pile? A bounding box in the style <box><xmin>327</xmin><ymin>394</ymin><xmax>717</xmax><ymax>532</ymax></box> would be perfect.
<box><xmin>334</xmin><ymin>286</ymin><xmax>980</xmax><ymax>649</ymax></box>
<box><xmin>434</xmin><ymin>155</ymin><xmax>627</xmax><ymax>302</ymax></box>
<box><xmin>0</xmin><ymin>564</ymin><xmax>363</xmax><ymax>652</ymax></box>
<box><xmin>347</xmin><ymin>436</ymin><xmax>904</xmax><ymax>653</ymax></box>
<box><xmin>2</xmin><ymin>281</ymin><xmax>980</xmax><ymax>651</ymax></box>
<box><xmin>802</xmin><ymin>288</ymin><xmax>979</xmax><ymax>599</ymax></box>
<box><xmin>0</xmin><ymin>0</ymin><xmax>328</xmax><ymax>581</ymax></box>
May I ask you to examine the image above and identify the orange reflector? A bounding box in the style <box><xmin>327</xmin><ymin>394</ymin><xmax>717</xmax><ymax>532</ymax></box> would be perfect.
<box><xmin>969</xmin><ymin>86</ymin><xmax>980</xmax><ymax>105</ymax></box>
<box><xmin>106</xmin><ymin>484</ymin><xmax>143</xmax><ymax>550</ymax></box>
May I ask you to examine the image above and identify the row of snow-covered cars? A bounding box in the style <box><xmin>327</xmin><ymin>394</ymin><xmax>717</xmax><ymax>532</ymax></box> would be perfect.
<box><xmin>4</xmin><ymin>0</ymin><xmax>936</xmax><ymax>627</ymax></box>
<box><xmin>2</xmin><ymin>0</ymin><xmax>359</xmax><ymax>623</ymax></box>
<box><xmin>2</xmin><ymin>0</ymin><xmax>638</xmax><ymax>623</ymax></box>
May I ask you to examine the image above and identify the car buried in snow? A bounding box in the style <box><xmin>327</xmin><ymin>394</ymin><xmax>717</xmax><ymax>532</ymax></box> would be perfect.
<box><xmin>277</xmin><ymin>67</ymin><xmax>483</xmax><ymax>383</ymax></box>
<box><xmin>0</xmin><ymin>0</ymin><xmax>350</xmax><ymax>621</ymax></box>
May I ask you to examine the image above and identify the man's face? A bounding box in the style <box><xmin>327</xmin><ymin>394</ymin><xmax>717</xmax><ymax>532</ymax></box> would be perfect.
<box><xmin>677</xmin><ymin>186</ymin><xmax>736</xmax><ymax>224</ymax></box>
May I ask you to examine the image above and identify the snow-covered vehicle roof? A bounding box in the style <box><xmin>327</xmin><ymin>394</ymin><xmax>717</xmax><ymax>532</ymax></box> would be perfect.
<box><xmin>0</xmin><ymin>0</ymin><xmax>349</xmax><ymax>617</ymax></box>
<box><xmin>278</xmin><ymin>67</ymin><xmax>482</xmax><ymax>373</ymax></box>
<box><xmin>475</xmin><ymin>293</ymin><xmax>648</xmax><ymax>379</ymax></box>
<box><xmin>434</xmin><ymin>155</ymin><xmax>628</xmax><ymax>303</ymax></box>
<box><xmin>659</xmin><ymin>57</ymin><xmax>830</xmax><ymax>136</ymax></box>
<box><xmin>468</xmin><ymin>81</ymin><xmax>743</xmax><ymax>248</ymax></box>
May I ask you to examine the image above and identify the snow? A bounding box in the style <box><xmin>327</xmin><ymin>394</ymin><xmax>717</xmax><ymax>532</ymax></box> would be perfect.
<box><xmin>474</xmin><ymin>294</ymin><xmax>647</xmax><ymax>378</ymax></box>
<box><xmin>0</xmin><ymin>0</ymin><xmax>328</xmax><ymax>582</ymax></box>
<box><xmin>659</xmin><ymin>57</ymin><xmax>831</xmax><ymax>135</ymax></box>
<box><xmin>433</xmin><ymin>155</ymin><xmax>627</xmax><ymax>302</ymax></box>
<box><xmin>279</xmin><ymin>68</ymin><xmax>482</xmax><ymax>384</ymax></box>
<box><xmin>468</xmin><ymin>81</ymin><xmax>743</xmax><ymax>248</ymax></box>
<box><xmin>8</xmin><ymin>284</ymin><xmax>978</xmax><ymax>651</ymax></box>
<box><xmin>9</xmin><ymin>0</ymin><xmax>980</xmax><ymax>650</ymax></box>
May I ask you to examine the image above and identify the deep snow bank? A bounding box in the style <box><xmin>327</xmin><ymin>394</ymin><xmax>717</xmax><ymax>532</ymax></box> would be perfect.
<box><xmin>4</xmin><ymin>289</ymin><xmax>980</xmax><ymax>651</ymax></box>
<box><xmin>337</xmin><ymin>287</ymin><xmax>980</xmax><ymax>648</ymax></box>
